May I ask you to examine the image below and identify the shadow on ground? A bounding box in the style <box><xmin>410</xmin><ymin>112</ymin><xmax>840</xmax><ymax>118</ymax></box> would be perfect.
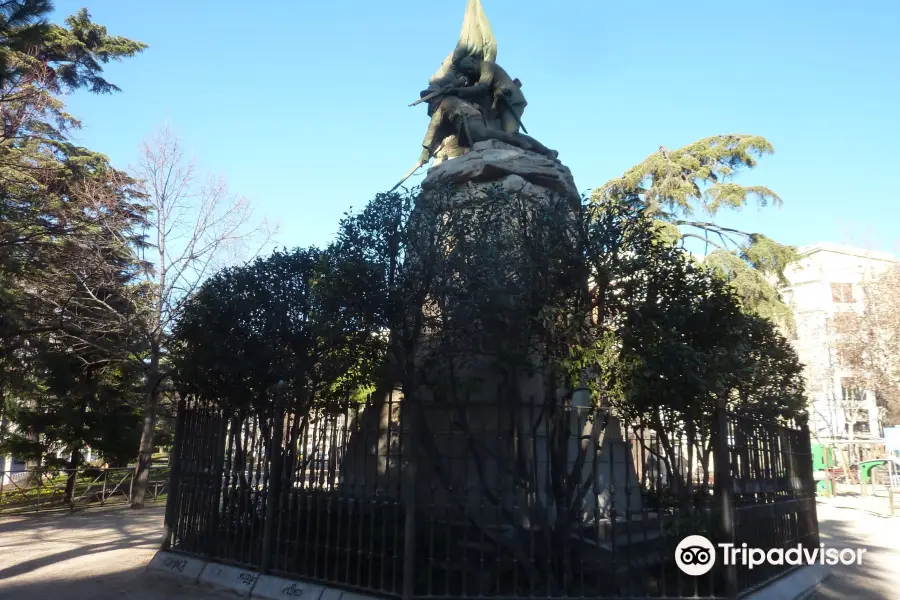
<box><xmin>809</xmin><ymin>503</ymin><xmax>900</xmax><ymax>600</ymax></box>
<box><xmin>0</xmin><ymin>506</ymin><xmax>237</xmax><ymax>600</ymax></box>
<box><xmin>1</xmin><ymin>502</ymin><xmax>897</xmax><ymax>600</ymax></box>
<box><xmin>0</xmin><ymin>532</ymin><xmax>160</xmax><ymax>580</ymax></box>
<box><xmin>0</xmin><ymin>568</ymin><xmax>238</xmax><ymax>600</ymax></box>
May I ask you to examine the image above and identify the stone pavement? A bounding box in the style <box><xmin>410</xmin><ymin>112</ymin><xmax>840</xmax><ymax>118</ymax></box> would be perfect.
<box><xmin>809</xmin><ymin>500</ymin><xmax>900</xmax><ymax>599</ymax></box>
<box><xmin>0</xmin><ymin>506</ymin><xmax>234</xmax><ymax>600</ymax></box>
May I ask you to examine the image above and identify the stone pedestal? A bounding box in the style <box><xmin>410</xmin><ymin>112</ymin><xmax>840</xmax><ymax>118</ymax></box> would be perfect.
<box><xmin>341</xmin><ymin>142</ymin><xmax>641</xmax><ymax>524</ymax></box>
<box><xmin>424</xmin><ymin>139</ymin><xmax>580</xmax><ymax>204</ymax></box>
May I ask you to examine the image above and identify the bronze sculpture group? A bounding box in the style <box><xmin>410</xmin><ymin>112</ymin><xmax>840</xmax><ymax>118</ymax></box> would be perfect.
<box><xmin>414</xmin><ymin>53</ymin><xmax>558</xmax><ymax>166</ymax></box>
<box><xmin>391</xmin><ymin>0</ymin><xmax>558</xmax><ymax>191</ymax></box>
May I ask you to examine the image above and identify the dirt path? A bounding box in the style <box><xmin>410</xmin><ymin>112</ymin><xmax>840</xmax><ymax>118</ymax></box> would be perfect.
<box><xmin>0</xmin><ymin>506</ymin><xmax>234</xmax><ymax>600</ymax></box>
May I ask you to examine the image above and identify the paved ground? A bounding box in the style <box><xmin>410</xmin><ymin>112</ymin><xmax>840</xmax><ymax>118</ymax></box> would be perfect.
<box><xmin>809</xmin><ymin>500</ymin><xmax>900</xmax><ymax>599</ymax></box>
<box><xmin>1</xmin><ymin>501</ymin><xmax>898</xmax><ymax>599</ymax></box>
<box><xmin>0</xmin><ymin>506</ymin><xmax>235</xmax><ymax>600</ymax></box>
<box><xmin>823</xmin><ymin>488</ymin><xmax>899</xmax><ymax>517</ymax></box>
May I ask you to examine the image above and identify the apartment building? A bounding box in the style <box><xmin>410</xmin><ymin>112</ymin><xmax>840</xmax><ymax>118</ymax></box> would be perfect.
<box><xmin>781</xmin><ymin>242</ymin><xmax>898</xmax><ymax>453</ymax></box>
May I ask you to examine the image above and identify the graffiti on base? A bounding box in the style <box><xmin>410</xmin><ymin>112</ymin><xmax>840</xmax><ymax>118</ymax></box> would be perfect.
<box><xmin>281</xmin><ymin>583</ymin><xmax>306</xmax><ymax>597</ymax></box>
<box><xmin>238</xmin><ymin>572</ymin><xmax>258</xmax><ymax>586</ymax></box>
<box><xmin>163</xmin><ymin>557</ymin><xmax>187</xmax><ymax>573</ymax></box>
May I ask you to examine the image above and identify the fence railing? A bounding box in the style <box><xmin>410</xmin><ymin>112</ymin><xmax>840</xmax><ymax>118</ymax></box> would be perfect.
<box><xmin>163</xmin><ymin>394</ymin><xmax>818</xmax><ymax>599</ymax></box>
<box><xmin>0</xmin><ymin>466</ymin><xmax>170</xmax><ymax>514</ymax></box>
<box><xmin>727</xmin><ymin>412</ymin><xmax>819</xmax><ymax>593</ymax></box>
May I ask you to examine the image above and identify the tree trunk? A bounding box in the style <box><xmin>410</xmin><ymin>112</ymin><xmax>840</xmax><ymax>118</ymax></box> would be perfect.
<box><xmin>0</xmin><ymin>398</ymin><xmax>7</xmax><ymax>445</ymax></box>
<box><xmin>701</xmin><ymin>443</ymin><xmax>713</xmax><ymax>495</ymax></box>
<box><xmin>65</xmin><ymin>367</ymin><xmax>94</xmax><ymax>506</ymax></box>
<box><xmin>0</xmin><ymin>363</ymin><xmax>5</xmax><ymax>435</ymax></box>
<box><xmin>132</xmin><ymin>351</ymin><xmax>161</xmax><ymax>509</ymax></box>
<box><xmin>63</xmin><ymin>446</ymin><xmax>82</xmax><ymax>506</ymax></box>
<box><xmin>686</xmin><ymin>419</ymin><xmax>696</xmax><ymax>505</ymax></box>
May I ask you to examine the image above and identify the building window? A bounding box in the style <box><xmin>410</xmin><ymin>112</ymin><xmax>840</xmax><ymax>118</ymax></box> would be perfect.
<box><xmin>841</xmin><ymin>378</ymin><xmax>871</xmax><ymax>435</ymax></box>
<box><xmin>841</xmin><ymin>378</ymin><xmax>864</xmax><ymax>404</ymax></box>
<box><xmin>831</xmin><ymin>283</ymin><xmax>854</xmax><ymax>303</ymax></box>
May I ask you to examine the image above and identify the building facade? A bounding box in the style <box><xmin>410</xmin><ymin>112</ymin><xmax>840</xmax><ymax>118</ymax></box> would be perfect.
<box><xmin>781</xmin><ymin>242</ymin><xmax>898</xmax><ymax>454</ymax></box>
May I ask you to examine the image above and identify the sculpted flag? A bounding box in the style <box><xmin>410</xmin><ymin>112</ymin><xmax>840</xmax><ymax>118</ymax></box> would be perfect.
<box><xmin>429</xmin><ymin>0</ymin><xmax>497</xmax><ymax>84</ymax></box>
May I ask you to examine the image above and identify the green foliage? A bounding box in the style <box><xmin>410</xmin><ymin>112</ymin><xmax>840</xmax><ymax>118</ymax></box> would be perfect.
<box><xmin>44</xmin><ymin>8</ymin><xmax>148</xmax><ymax>94</ymax></box>
<box><xmin>0</xmin><ymin>1</ymin><xmax>147</xmax><ymax>469</ymax></box>
<box><xmin>574</xmin><ymin>198</ymin><xmax>806</xmax><ymax>497</ymax></box>
<box><xmin>0</xmin><ymin>0</ymin><xmax>149</xmax><ymax>342</ymax></box>
<box><xmin>162</xmin><ymin>178</ymin><xmax>805</xmax><ymax>525</ymax></box>
<box><xmin>593</xmin><ymin>135</ymin><xmax>778</xmax><ymax>219</ymax></box>
<box><xmin>703</xmin><ymin>244</ymin><xmax>797</xmax><ymax>331</ymax></box>
<box><xmin>172</xmin><ymin>247</ymin><xmax>386</xmax><ymax>412</ymax></box>
<box><xmin>319</xmin><ymin>186</ymin><xmax>805</xmax><ymax>431</ymax></box>
<box><xmin>328</xmin><ymin>186</ymin><xmax>588</xmax><ymax>405</ymax></box>
<box><xmin>595</xmin><ymin>201</ymin><xmax>803</xmax><ymax>421</ymax></box>
<box><xmin>592</xmin><ymin>134</ymin><xmax>797</xmax><ymax>335</ymax></box>
<box><xmin>0</xmin><ymin>341</ymin><xmax>144</xmax><ymax>467</ymax></box>
<box><xmin>0</xmin><ymin>3</ymin><xmax>148</xmax><ymax>271</ymax></box>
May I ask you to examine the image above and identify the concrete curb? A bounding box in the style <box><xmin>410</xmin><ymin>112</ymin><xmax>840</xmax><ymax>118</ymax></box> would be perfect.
<box><xmin>742</xmin><ymin>564</ymin><xmax>831</xmax><ymax>600</ymax></box>
<box><xmin>197</xmin><ymin>562</ymin><xmax>260</xmax><ymax>597</ymax></box>
<box><xmin>147</xmin><ymin>553</ymin><xmax>385</xmax><ymax>600</ymax></box>
<box><xmin>338</xmin><ymin>593</ymin><xmax>379</xmax><ymax>600</ymax></box>
<box><xmin>249</xmin><ymin>578</ymin><xmax>377</xmax><ymax>600</ymax></box>
<box><xmin>146</xmin><ymin>550</ymin><xmax>207</xmax><ymax>582</ymax></box>
<box><xmin>151</xmin><ymin>554</ymin><xmax>824</xmax><ymax>600</ymax></box>
<box><xmin>251</xmin><ymin>575</ymin><xmax>325</xmax><ymax>600</ymax></box>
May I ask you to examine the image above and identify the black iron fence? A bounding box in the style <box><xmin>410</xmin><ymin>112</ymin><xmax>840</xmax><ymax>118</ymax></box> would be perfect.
<box><xmin>0</xmin><ymin>466</ymin><xmax>170</xmax><ymax>514</ymax></box>
<box><xmin>727</xmin><ymin>412</ymin><xmax>819</xmax><ymax>594</ymax></box>
<box><xmin>163</xmin><ymin>394</ymin><xmax>818</xmax><ymax>599</ymax></box>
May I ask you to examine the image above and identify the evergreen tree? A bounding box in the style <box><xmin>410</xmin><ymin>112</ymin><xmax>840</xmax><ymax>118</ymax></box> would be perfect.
<box><xmin>1</xmin><ymin>341</ymin><xmax>143</xmax><ymax>468</ymax></box>
<box><xmin>0</xmin><ymin>1</ymin><xmax>148</xmax><ymax>340</ymax></box>
<box><xmin>0</xmin><ymin>1</ymin><xmax>147</xmax><ymax>484</ymax></box>
<box><xmin>592</xmin><ymin>135</ymin><xmax>797</xmax><ymax>330</ymax></box>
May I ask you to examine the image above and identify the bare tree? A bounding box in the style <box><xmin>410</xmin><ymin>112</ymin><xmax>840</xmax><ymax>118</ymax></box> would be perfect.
<box><xmin>26</xmin><ymin>125</ymin><xmax>274</xmax><ymax>506</ymax></box>
<box><xmin>74</xmin><ymin>125</ymin><xmax>276</xmax><ymax>507</ymax></box>
<box><xmin>835</xmin><ymin>265</ymin><xmax>900</xmax><ymax>430</ymax></box>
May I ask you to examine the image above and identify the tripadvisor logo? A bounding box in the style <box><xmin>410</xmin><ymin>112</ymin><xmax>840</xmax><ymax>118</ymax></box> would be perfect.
<box><xmin>675</xmin><ymin>535</ymin><xmax>867</xmax><ymax>576</ymax></box>
<box><xmin>676</xmin><ymin>535</ymin><xmax>717</xmax><ymax>576</ymax></box>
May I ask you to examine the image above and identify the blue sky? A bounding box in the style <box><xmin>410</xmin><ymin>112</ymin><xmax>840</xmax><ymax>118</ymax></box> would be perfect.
<box><xmin>56</xmin><ymin>0</ymin><xmax>900</xmax><ymax>253</ymax></box>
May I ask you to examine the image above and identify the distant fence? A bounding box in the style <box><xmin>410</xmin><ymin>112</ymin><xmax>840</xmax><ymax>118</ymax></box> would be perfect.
<box><xmin>0</xmin><ymin>466</ymin><xmax>170</xmax><ymax>514</ymax></box>
<box><xmin>163</xmin><ymin>394</ymin><xmax>818</xmax><ymax>599</ymax></box>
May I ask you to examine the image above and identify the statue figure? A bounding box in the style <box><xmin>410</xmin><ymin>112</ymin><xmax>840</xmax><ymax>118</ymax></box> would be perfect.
<box><xmin>390</xmin><ymin>0</ymin><xmax>559</xmax><ymax>191</ymax></box>
<box><xmin>451</xmin><ymin>55</ymin><xmax>527</xmax><ymax>135</ymax></box>
<box><xmin>422</xmin><ymin>95</ymin><xmax>557</xmax><ymax>161</ymax></box>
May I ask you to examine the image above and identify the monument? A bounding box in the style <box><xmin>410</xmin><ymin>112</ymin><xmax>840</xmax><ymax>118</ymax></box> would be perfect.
<box><xmin>392</xmin><ymin>0</ymin><xmax>578</xmax><ymax>204</ymax></box>
<box><xmin>343</xmin><ymin>0</ymin><xmax>640</xmax><ymax>533</ymax></box>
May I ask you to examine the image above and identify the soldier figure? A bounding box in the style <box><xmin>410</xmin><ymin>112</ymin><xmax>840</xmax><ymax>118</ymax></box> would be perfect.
<box><xmin>415</xmin><ymin>67</ymin><xmax>473</xmax><ymax>166</ymax></box>
<box><xmin>450</xmin><ymin>55</ymin><xmax>527</xmax><ymax>135</ymax></box>
<box><xmin>426</xmin><ymin>95</ymin><xmax>557</xmax><ymax>160</ymax></box>
<box><xmin>414</xmin><ymin>55</ymin><xmax>532</xmax><ymax>166</ymax></box>
<box><xmin>391</xmin><ymin>1</ymin><xmax>560</xmax><ymax>192</ymax></box>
